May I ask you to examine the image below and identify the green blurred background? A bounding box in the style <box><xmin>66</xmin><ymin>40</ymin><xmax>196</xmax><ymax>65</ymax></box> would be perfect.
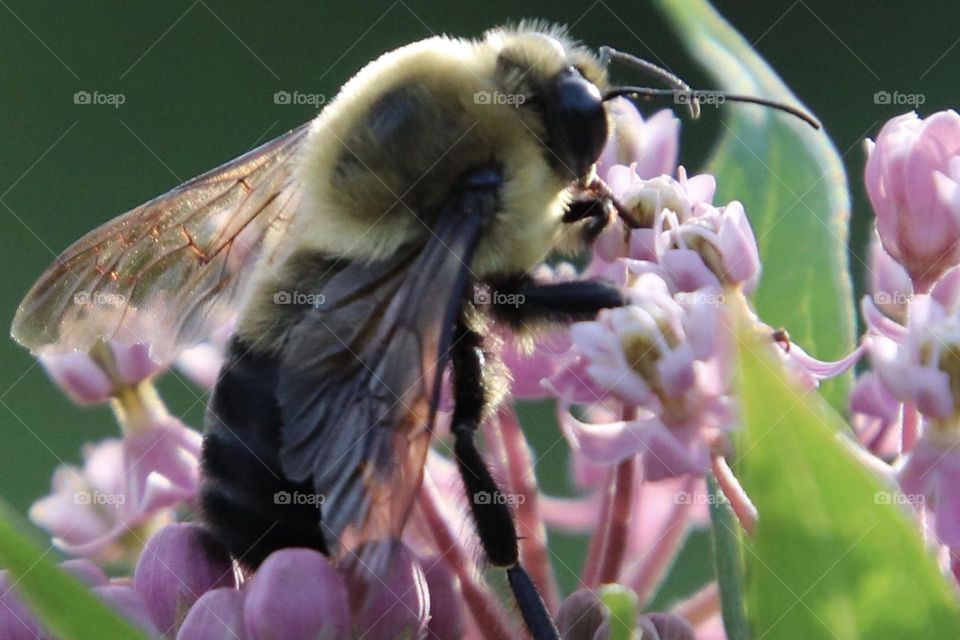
<box><xmin>1</xmin><ymin>0</ymin><xmax>956</xmax><ymax>600</ymax></box>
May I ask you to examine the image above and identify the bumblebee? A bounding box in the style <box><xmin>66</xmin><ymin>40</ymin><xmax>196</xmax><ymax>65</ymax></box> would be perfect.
<box><xmin>12</xmin><ymin>22</ymin><xmax>816</xmax><ymax>639</ymax></box>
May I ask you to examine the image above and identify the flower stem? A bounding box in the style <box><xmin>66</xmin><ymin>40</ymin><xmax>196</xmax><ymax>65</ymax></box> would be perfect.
<box><xmin>627</xmin><ymin>473</ymin><xmax>696</xmax><ymax>604</ymax></box>
<box><xmin>581</xmin><ymin>407</ymin><xmax>638</xmax><ymax>588</ymax></box>
<box><xmin>597</xmin><ymin>457</ymin><xmax>638</xmax><ymax>585</ymax></box>
<box><xmin>671</xmin><ymin>582</ymin><xmax>720</xmax><ymax>627</ymax></box>
<box><xmin>418</xmin><ymin>470</ymin><xmax>521</xmax><ymax>640</ymax></box>
<box><xmin>711</xmin><ymin>455</ymin><xmax>757</xmax><ymax>536</ymax></box>
<box><xmin>901</xmin><ymin>402</ymin><xmax>920</xmax><ymax>455</ymax></box>
<box><xmin>580</xmin><ymin>467</ymin><xmax>614</xmax><ymax>587</ymax></box>
<box><xmin>89</xmin><ymin>341</ymin><xmax>168</xmax><ymax>435</ymax></box>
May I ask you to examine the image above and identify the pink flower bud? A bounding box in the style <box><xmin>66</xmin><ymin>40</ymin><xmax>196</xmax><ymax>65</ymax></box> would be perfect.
<box><xmin>92</xmin><ymin>585</ymin><xmax>160</xmax><ymax>637</ymax></box>
<box><xmin>40</xmin><ymin>342</ymin><xmax>162</xmax><ymax>405</ymax></box>
<box><xmin>641</xmin><ymin>612</ymin><xmax>696</xmax><ymax>640</ymax></box>
<box><xmin>865</xmin><ymin>110</ymin><xmax>960</xmax><ymax>292</ymax></box>
<box><xmin>0</xmin><ymin>571</ymin><xmax>46</xmax><ymax>640</ymax></box>
<box><xmin>59</xmin><ymin>559</ymin><xmax>109</xmax><ymax>587</ymax></box>
<box><xmin>596</xmin><ymin>101</ymin><xmax>680</xmax><ymax>181</ymax></box>
<box><xmin>177</xmin><ymin>588</ymin><xmax>246</xmax><ymax>640</ymax></box>
<box><xmin>134</xmin><ymin>523</ymin><xmax>235</xmax><ymax>635</ymax></box>
<box><xmin>243</xmin><ymin>548</ymin><xmax>349</xmax><ymax>640</ymax></box>
<box><xmin>419</xmin><ymin>557</ymin><xmax>465</xmax><ymax>640</ymax></box>
<box><xmin>555</xmin><ymin>589</ymin><xmax>608</xmax><ymax>640</ymax></box>
<box><xmin>340</xmin><ymin>541</ymin><xmax>429</xmax><ymax>640</ymax></box>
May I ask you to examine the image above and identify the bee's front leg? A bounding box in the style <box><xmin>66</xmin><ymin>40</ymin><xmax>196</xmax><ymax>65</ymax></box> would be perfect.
<box><xmin>482</xmin><ymin>275</ymin><xmax>625</xmax><ymax>328</ymax></box>
<box><xmin>563</xmin><ymin>192</ymin><xmax>614</xmax><ymax>244</ymax></box>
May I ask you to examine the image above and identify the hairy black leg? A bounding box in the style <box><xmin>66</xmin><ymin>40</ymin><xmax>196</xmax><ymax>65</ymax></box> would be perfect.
<box><xmin>450</xmin><ymin>322</ymin><xmax>559</xmax><ymax>640</ymax></box>
<box><xmin>563</xmin><ymin>193</ymin><xmax>608</xmax><ymax>223</ymax></box>
<box><xmin>485</xmin><ymin>276</ymin><xmax>626</xmax><ymax>328</ymax></box>
<box><xmin>564</xmin><ymin>192</ymin><xmax>614</xmax><ymax>243</ymax></box>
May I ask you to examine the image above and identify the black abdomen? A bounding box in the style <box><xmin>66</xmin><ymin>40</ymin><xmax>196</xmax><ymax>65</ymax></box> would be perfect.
<box><xmin>200</xmin><ymin>338</ymin><xmax>328</xmax><ymax>568</ymax></box>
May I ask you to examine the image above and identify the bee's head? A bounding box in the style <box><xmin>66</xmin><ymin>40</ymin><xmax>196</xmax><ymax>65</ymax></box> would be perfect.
<box><xmin>484</xmin><ymin>25</ymin><xmax>610</xmax><ymax>182</ymax></box>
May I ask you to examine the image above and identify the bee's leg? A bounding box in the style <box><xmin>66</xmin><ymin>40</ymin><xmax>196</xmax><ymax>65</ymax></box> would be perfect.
<box><xmin>563</xmin><ymin>193</ymin><xmax>614</xmax><ymax>243</ymax></box>
<box><xmin>484</xmin><ymin>276</ymin><xmax>625</xmax><ymax>327</ymax></box>
<box><xmin>450</xmin><ymin>322</ymin><xmax>559</xmax><ymax>640</ymax></box>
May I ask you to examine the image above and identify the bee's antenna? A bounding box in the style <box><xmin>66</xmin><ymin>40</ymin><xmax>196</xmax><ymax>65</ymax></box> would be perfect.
<box><xmin>604</xmin><ymin>86</ymin><xmax>821</xmax><ymax>130</ymax></box>
<box><xmin>600</xmin><ymin>46</ymin><xmax>700</xmax><ymax>119</ymax></box>
<box><xmin>599</xmin><ymin>46</ymin><xmax>820</xmax><ymax>130</ymax></box>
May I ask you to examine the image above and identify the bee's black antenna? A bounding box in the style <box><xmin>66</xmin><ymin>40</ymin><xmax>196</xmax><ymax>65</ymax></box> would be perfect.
<box><xmin>599</xmin><ymin>46</ymin><xmax>821</xmax><ymax>130</ymax></box>
<box><xmin>600</xmin><ymin>46</ymin><xmax>700</xmax><ymax>118</ymax></box>
<box><xmin>604</xmin><ymin>86</ymin><xmax>821</xmax><ymax>129</ymax></box>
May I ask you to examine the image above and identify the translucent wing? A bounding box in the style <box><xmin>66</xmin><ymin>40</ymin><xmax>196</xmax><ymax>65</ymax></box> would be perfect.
<box><xmin>275</xmin><ymin>176</ymin><xmax>498</xmax><ymax>556</ymax></box>
<box><xmin>11</xmin><ymin>124</ymin><xmax>310</xmax><ymax>363</ymax></box>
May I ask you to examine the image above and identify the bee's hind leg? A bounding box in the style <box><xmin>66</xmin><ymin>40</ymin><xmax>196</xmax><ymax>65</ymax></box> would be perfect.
<box><xmin>450</xmin><ymin>320</ymin><xmax>559</xmax><ymax>640</ymax></box>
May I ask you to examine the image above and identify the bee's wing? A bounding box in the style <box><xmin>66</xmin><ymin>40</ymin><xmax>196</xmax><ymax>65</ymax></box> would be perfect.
<box><xmin>275</xmin><ymin>177</ymin><xmax>497</xmax><ymax>555</ymax></box>
<box><xmin>11</xmin><ymin>124</ymin><xmax>310</xmax><ymax>363</ymax></box>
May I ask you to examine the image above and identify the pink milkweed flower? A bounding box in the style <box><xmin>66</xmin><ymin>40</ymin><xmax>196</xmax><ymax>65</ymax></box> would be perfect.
<box><xmin>175</xmin><ymin>319</ymin><xmax>234</xmax><ymax>391</ymax></box>
<box><xmin>865</xmin><ymin>110</ymin><xmax>960</xmax><ymax>293</ymax></box>
<box><xmin>596</xmin><ymin>100</ymin><xmax>680</xmax><ymax>182</ymax></box>
<box><xmin>898</xmin><ymin>429</ymin><xmax>960</xmax><ymax>550</ymax></box>
<box><xmin>498</xmin><ymin>262</ymin><xmax>584</xmax><ymax>401</ymax></box>
<box><xmin>41</xmin><ymin>341</ymin><xmax>162</xmax><ymax>407</ymax></box>
<box><xmin>590</xmin><ymin>169</ymin><xmax>719</xmax><ymax>293</ymax></box>
<box><xmin>29</xmin><ymin>416</ymin><xmax>202</xmax><ymax>560</ymax></box>
<box><xmin>871</xmin><ymin>295</ymin><xmax>960</xmax><ymax>421</ymax></box>
<box><xmin>868</xmin><ymin>234</ymin><xmax>915</xmax><ymax>322</ymax></box>
<box><xmin>555</xmin><ymin>273</ymin><xmax>733</xmax><ymax>479</ymax></box>
<box><xmin>660</xmin><ymin>200</ymin><xmax>761</xmax><ymax>294</ymax></box>
<box><xmin>866</xmin><ymin>229</ymin><xmax>960</xmax><ymax>326</ymax></box>
<box><xmin>595</xmin><ymin>168</ymin><xmax>717</xmax><ymax>258</ymax></box>
<box><xmin>850</xmin><ymin>372</ymin><xmax>902</xmax><ymax>458</ymax></box>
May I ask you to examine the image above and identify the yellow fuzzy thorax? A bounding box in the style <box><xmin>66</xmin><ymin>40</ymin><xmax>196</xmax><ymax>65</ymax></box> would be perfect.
<box><xmin>289</xmin><ymin>27</ymin><xmax>604</xmax><ymax>278</ymax></box>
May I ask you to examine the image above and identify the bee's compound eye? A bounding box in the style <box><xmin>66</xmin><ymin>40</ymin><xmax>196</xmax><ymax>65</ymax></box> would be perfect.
<box><xmin>554</xmin><ymin>67</ymin><xmax>608</xmax><ymax>178</ymax></box>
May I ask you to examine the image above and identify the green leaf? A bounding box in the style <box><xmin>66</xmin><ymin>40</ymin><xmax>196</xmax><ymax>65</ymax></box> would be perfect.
<box><xmin>653</xmin><ymin>0</ymin><xmax>856</xmax><ymax>410</ymax></box>
<box><xmin>707</xmin><ymin>474</ymin><xmax>750</xmax><ymax>640</ymax></box>
<box><xmin>0</xmin><ymin>502</ymin><xmax>149</xmax><ymax>640</ymax></box>
<box><xmin>735</xmin><ymin>328</ymin><xmax>960</xmax><ymax>638</ymax></box>
<box><xmin>599</xmin><ymin>584</ymin><xmax>639</xmax><ymax>640</ymax></box>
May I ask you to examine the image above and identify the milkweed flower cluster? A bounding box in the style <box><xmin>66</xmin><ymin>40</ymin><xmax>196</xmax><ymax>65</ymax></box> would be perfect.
<box><xmin>855</xmin><ymin>109</ymin><xmax>960</xmax><ymax>580</ymax></box>
<box><xmin>16</xmin><ymin>103</ymin><xmax>960</xmax><ymax>640</ymax></box>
